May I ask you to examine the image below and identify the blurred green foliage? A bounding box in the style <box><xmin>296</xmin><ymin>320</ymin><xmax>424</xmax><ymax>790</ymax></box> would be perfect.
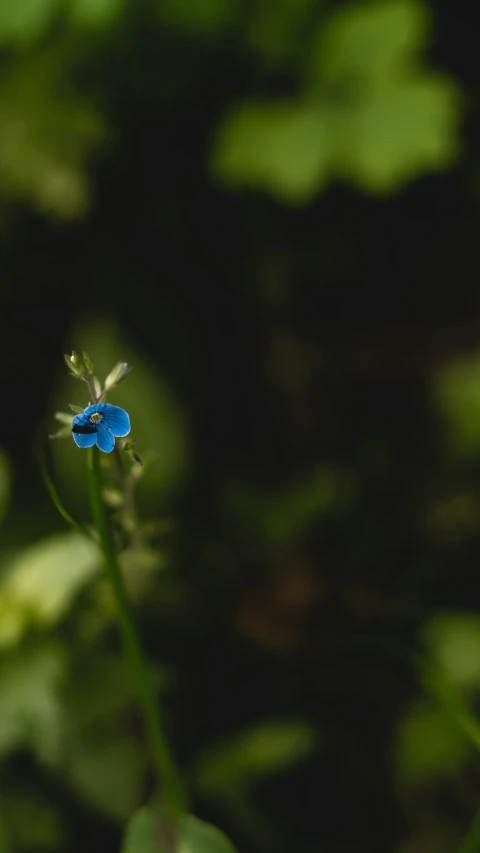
<box><xmin>435</xmin><ymin>351</ymin><xmax>480</xmax><ymax>458</ymax></box>
<box><xmin>0</xmin><ymin>0</ymin><xmax>461</xmax><ymax>216</ymax></box>
<box><xmin>213</xmin><ymin>0</ymin><xmax>459</xmax><ymax>199</ymax></box>
<box><xmin>226</xmin><ymin>469</ymin><xmax>346</xmax><ymax>544</ymax></box>
<box><xmin>0</xmin><ymin>533</ymin><xmax>100</xmax><ymax>646</ymax></box>
<box><xmin>0</xmin><ymin>0</ymin><xmax>478</xmax><ymax>851</ymax></box>
<box><xmin>122</xmin><ymin>810</ymin><xmax>237</xmax><ymax>853</ymax></box>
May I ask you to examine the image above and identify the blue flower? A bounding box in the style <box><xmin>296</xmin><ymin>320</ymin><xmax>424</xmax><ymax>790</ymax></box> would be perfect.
<box><xmin>72</xmin><ymin>403</ymin><xmax>131</xmax><ymax>453</ymax></box>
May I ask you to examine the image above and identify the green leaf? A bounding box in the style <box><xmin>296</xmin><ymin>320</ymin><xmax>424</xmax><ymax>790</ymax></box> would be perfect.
<box><xmin>0</xmin><ymin>792</ymin><xmax>63</xmax><ymax>851</ymax></box>
<box><xmin>82</xmin><ymin>350</ymin><xmax>94</xmax><ymax>374</ymax></box>
<box><xmin>121</xmin><ymin>810</ymin><xmax>237</xmax><ymax>853</ymax></box>
<box><xmin>104</xmin><ymin>361</ymin><xmax>130</xmax><ymax>391</ymax></box>
<box><xmin>336</xmin><ymin>75</ymin><xmax>458</xmax><ymax>192</ymax></box>
<box><xmin>212</xmin><ymin>100</ymin><xmax>330</xmax><ymax>201</ymax></box>
<box><xmin>212</xmin><ymin>0</ymin><xmax>460</xmax><ymax>201</ymax></box>
<box><xmin>68</xmin><ymin>0</ymin><xmax>124</xmax><ymax>29</ymax></box>
<box><xmin>423</xmin><ymin>614</ymin><xmax>480</xmax><ymax>690</ymax></box>
<box><xmin>65</xmin><ymin>731</ymin><xmax>146</xmax><ymax>821</ymax></box>
<box><xmin>194</xmin><ymin>719</ymin><xmax>317</xmax><ymax>796</ymax></box>
<box><xmin>435</xmin><ymin>351</ymin><xmax>480</xmax><ymax>457</ymax></box>
<box><xmin>227</xmin><ymin>469</ymin><xmax>344</xmax><ymax>543</ymax></box>
<box><xmin>0</xmin><ymin>0</ymin><xmax>59</xmax><ymax>44</ymax></box>
<box><xmin>311</xmin><ymin>0</ymin><xmax>428</xmax><ymax>85</ymax></box>
<box><xmin>48</xmin><ymin>425</ymin><xmax>72</xmax><ymax>440</ymax></box>
<box><xmin>0</xmin><ymin>643</ymin><xmax>66</xmax><ymax>762</ymax></box>
<box><xmin>55</xmin><ymin>410</ymin><xmax>74</xmax><ymax>423</ymax></box>
<box><xmin>0</xmin><ymin>54</ymin><xmax>105</xmax><ymax>218</ymax></box>
<box><xmin>395</xmin><ymin>699</ymin><xmax>467</xmax><ymax>784</ymax></box>
<box><xmin>0</xmin><ymin>531</ymin><xmax>100</xmax><ymax>641</ymax></box>
<box><xmin>68</xmin><ymin>404</ymin><xmax>84</xmax><ymax>415</ymax></box>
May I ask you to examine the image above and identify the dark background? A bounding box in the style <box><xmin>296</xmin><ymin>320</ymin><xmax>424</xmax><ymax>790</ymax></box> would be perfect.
<box><xmin>2</xmin><ymin>1</ymin><xmax>480</xmax><ymax>851</ymax></box>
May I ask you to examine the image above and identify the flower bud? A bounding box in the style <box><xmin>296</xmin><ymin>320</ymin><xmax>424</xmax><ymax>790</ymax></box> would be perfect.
<box><xmin>104</xmin><ymin>361</ymin><xmax>130</xmax><ymax>391</ymax></box>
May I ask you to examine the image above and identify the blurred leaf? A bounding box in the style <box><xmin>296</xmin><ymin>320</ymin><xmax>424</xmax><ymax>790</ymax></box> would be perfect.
<box><xmin>64</xmin><ymin>730</ymin><xmax>146</xmax><ymax>820</ymax></box>
<box><xmin>423</xmin><ymin>614</ymin><xmax>480</xmax><ymax>690</ymax></box>
<box><xmin>435</xmin><ymin>351</ymin><xmax>480</xmax><ymax>457</ymax></box>
<box><xmin>58</xmin><ymin>655</ymin><xmax>167</xmax><ymax>821</ymax></box>
<box><xmin>426</xmin><ymin>492</ymin><xmax>480</xmax><ymax>544</ymax></box>
<box><xmin>194</xmin><ymin>719</ymin><xmax>317</xmax><ymax>796</ymax></box>
<box><xmin>311</xmin><ymin>0</ymin><xmax>427</xmax><ymax>84</ymax></box>
<box><xmin>420</xmin><ymin>661</ymin><xmax>480</xmax><ymax>754</ymax></box>
<box><xmin>212</xmin><ymin>100</ymin><xmax>329</xmax><ymax>201</ymax></box>
<box><xmin>0</xmin><ymin>531</ymin><xmax>100</xmax><ymax>645</ymax></box>
<box><xmin>228</xmin><ymin>470</ymin><xmax>343</xmax><ymax>543</ymax></box>
<box><xmin>68</xmin><ymin>0</ymin><xmax>124</xmax><ymax>29</ymax></box>
<box><xmin>0</xmin><ymin>793</ymin><xmax>63</xmax><ymax>852</ymax></box>
<box><xmin>0</xmin><ymin>53</ymin><xmax>105</xmax><ymax>217</ymax></box>
<box><xmin>0</xmin><ymin>0</ymin><xmax>59</xmax><ymax>44</ymax></box>
<box><xmin>396</xmin><ymin>699</ymin><xmax>467</xmax><ymax>784</ymax></box>
<box><xmin>121</xmin><ymin>810</ymin><xmax>237</xmax><ymax>853</ymax></box>
<box><xmin>0</xmin><ymin>448</ymin><xmax>11</xmax><ymax>526</ymax></box>
<box><xmin>158</xmin><ymin>0</ymin><xmax>238</xmax><ymax>37</ymax></box>
<box><xmin>0</xmin><ymin>642</ymin><xmax>66</xmax><ymax>762</ymax></box>
<box><xmin>62</xmin><ymin>653</ymin><xmax>136</xmax><ymax>730</ymax></box>
<box><xmin>213</xmin><ymin>0</ymin><xmax>460</xmax><ymax>199</ymax></box>
<box><xmin>55</xmin><ymin>410</ymin><xmax>75</xmax><ymax>423</ymax></box>
<box><xmin>336</xmin><ymin>75</ymin><xmax>458</xmax><ymax>192</ymax></box>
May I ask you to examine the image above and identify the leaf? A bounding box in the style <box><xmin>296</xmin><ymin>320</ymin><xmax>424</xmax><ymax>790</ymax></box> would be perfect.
<box><xmin>55</xmin><ymin>411</ymin><xmax>74</xmax><ymax>423</ymax></box>
<box><xmin>68</xmin><ymin>0</ymin><xmax>124</xmax><ymax>29</ymax></box>
<box><xmin>58</xmin><ymin>654</ymin><xmax>156</xmax><ymax>821</ymax></box>
<box><xmin>0</xmin><ymin>792</ymin><xmax>63</xmax><ymax>851</ymax></box>
<box><xmin>0</xmin><ymin>643</ymin><xmax>66</xmax><ymax>762</ymax></box>
<box><xmin>423</xmin><ymin>614</ymin><xmax>480</xmax><ymax>690</ymax></box>
<box><xmin>227</xmin><ymin>469</ymin><xmax>344</xmax><ymax>543</ymax></box>
<box><xmin>65</xmin><ymin>731</ymin><xmax>146</xmax><ymax>821</ymax></box>
<box><xmin>435</xmin><ymin>351</ymin><xmax>480</xmax><ymax>457</ymax></box>
<box><xmin>212</xmin><ymin>100</ymin><xmax>330</xmax><ymax>201</ymax></box>
<box><xmin>0</xmin><ymin>0</ymin><xmax>59</xmax><ymax>44</ymax></box>
<box><xmin>395</xmin><ymin>699</ymin><xmax>467</xmax><ymax>784</ymax></box>
<box><xmin>311</xmin><ymin>0</ymin><xmax>428</xmax><ymax>85</ymax></box>
<box><xmin>336</xmin><ymin>75</ymin><xmax>458</xmax><ymax>192</ymax></box>
<box><xmin>0</xmin><ymin>531</ymin><xmax>100</xmax><ymax>639</ymax></box>
<box><xmin>0</xmin><ymin>53</ymin><xmax>105</xmax><ymax>218</ymax></box>
<box><xmin>194</xmin><ymin>719</ymin><xmax>317</xmax><ymax>796</ymax></box>
<box><xmin>68</xmin><ymin>404</ymin><xmax>84</xmax><ymax>415</ymax></box>
<box><xmin>121</xmin><ymin>810</ymin><xmax>237</xmax><ymax>853</ymax></box>
<box><xmin>212</xmin><ymin>0</ymin><xmax>461</xmax><ymax>201</ymax></box>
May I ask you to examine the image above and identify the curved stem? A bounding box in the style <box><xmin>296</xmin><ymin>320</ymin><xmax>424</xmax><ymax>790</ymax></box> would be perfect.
<box><xmin>88</xmin><ymin>446</ymin><xmax>186</xmax><ymax>824</ymax></box>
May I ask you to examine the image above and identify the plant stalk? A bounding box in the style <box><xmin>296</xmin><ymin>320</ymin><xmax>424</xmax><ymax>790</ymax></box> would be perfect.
<box><xmin>88</xmin><ymin>446</ymin><xmax>186</xmax><ymax>826</ymax></box>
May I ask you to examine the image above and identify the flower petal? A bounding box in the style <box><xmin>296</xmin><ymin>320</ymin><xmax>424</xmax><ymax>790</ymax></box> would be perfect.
<box><xmin>95</xmin><ymin>421</ymin><xmax>115</xmax><ymax>453</ymax></box>
<box><xmin>71</xmin><ymin>414</ymin><xmax>98</xmax><ymax>448</ymax></box>
<box><xmin>99</xmin><ymin>404</ymin><xmax>131</xmax><ymax>437</ymax></box>
<box><xmin>83</xmin><ymin>404</ymin><xmax>101</xmax><ymax>417</ymax></box>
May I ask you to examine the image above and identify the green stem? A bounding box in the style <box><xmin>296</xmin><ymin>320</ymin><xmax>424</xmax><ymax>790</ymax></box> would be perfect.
<box><xmin>88</xmin><ymin>446</ymin><xmax>186</xmax><ymax>825</ymax></box>
<box><xmin>39</xmin><ymin>442</ymin><xmax>92</xmax><ymax>539</ymax></box>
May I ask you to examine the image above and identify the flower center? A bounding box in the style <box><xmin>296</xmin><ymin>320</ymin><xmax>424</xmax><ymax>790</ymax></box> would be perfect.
<box><xmin>89</xmin><ymin>412</ymin><xmax>103</xmax><ymax>424</ymax></box>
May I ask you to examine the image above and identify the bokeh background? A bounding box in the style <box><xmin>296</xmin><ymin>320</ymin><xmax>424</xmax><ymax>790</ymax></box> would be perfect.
<box><xmin>1</xmin><ymin>0</ymin><xmax>480</xmax><ymax>851</ymax></box>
